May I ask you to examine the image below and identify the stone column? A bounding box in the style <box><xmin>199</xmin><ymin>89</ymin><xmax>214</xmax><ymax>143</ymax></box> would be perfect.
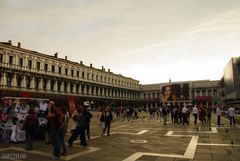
<box><xmin>73</xmin><ymin>83</ymin><xmax>77</xmax><ymax>93</ymax></box>
<box><xmin>1</xmin><ymin>72</ymin><xmax>7</xmax><ymax>86</ymax></box>
<box><xmin>78</xmin><ymin>84</ymin><xmax>82</xmax><ymax>94</ymax></box>
<box><xmin>98</xmin><ymin>87</ymin><xmax>101</xmax><ymax>96</ymax></box>
<box><xmin>83</xmin><ymin>85</ymin><xmax>87</xmax><ymax>94</ymax></box>
<box><xmin>30</xmin><ymin>76</ymin><xmax>35</xmax><ymax>90</ymax></box>
<box><xmin>21</xmin><ymin>75</ymin><xmax>26</xmax><ymax>89</ymax></box>
<box><xmin>89</xmin><ymin>86</ymin><xmax>92</xmax><ymax>95</ymax></box>
<box><xmin>109</xmin><ymin>89</ymin><xmax>112</xmax><ymax>97</ymax></box>
<box><xmin>46</xmin><ymin>80</ymin><xmax>50</xmax><ymax>91</ymax></box>
<box><xmin>105</xmin><ymin>88</ymin><xmax>108</xmax><ymax>97</ymax></box>
<box><xmin>93</xmin><ymin>86</ymin><xmax>96</xmax><ymax>95</ymax></box>
<box><xmin>39</xmin><ymin>78</ymin><xmax>43</xmax><ymax>90</ymax></box>
<box><xmin>60</xmin><ymin>82</ymin><xmax>64</xmax><ymax>92</ymax></box>
<box><xmin>54</xmin><ymin>80</ymin><xmax>58</xmax><ymax>92</ymax></box>
<box><xmin>13</xmin><ymin>73</ymin><xmax>17</xmax><ymax>88</ymax></box>
<box><xmin>67</xmin><ymin>82</ymin><xmax>70</xmax><ymax>93</ymax></box>
<box><xmin>5</xmin><ymin>52</ymin><xmax>8</xmax><ymax>64</ymax></box>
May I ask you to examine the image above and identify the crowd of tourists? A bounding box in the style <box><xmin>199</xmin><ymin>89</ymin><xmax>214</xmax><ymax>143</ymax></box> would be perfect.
<box><xmin>0</xmin><ymin>98</ymin><xmax>238</xmax><ymax>160</ymax></box>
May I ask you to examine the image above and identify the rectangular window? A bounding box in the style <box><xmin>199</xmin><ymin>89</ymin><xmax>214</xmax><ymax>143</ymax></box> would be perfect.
<box><xmin>19</xmin><ymin>58</ymin><xmax>23</xmax><ymax>67</ymax></box>
<box><xmin>28</xmin><ymin>60</ymin><xmax>32</xmax><ymax>68</ymax></box>
<box><xmin>0</xmin><ymin>54</ymin><xmax>3</xmax><ymax>63</ymax></box>
<box><xmin>208</xmin><ymin>90</ymin><xmax>211</xmax><ymax>96</ymax></box>
<box><xmin>65</xmin><ymin>68</ymin><xmax>68</xmax><ymax>75</ymax></box>
<box><xmin>202</xmin><ymin>90</ymin><xmax>206</xmax><ymax>96</ymax></box>
<box><xmin>44</xmin><ymin>64</ymin><xmax>48</xmax><ymax>72</ymax></box>
<box><xmin>82</xmin><ymin>72</ymin><xmax>85</xmax><ymax>78</ymax></box>
<box><xmin>77</xmin><ymin>71</ymin><xmax>79</xmax><ymax>77</ymax></box>
<box><xmin>9</xmin><ymin>56</ymin><xmax>13</xmax><ymax>64</ymax></box>
<box><xmin>197</xmin><ymin>90</ymin><xmax>200</xmax><ymax>96</ymax></box>
<box><xmin>58</xmin><ymin>67</ymin><xmax>61</xmax><ymax>74</ymax></box>
<box><xmin>36</xmin><ymin>62</ymin><xmax>40</xmax><ymax>70</ymax></box>
<box><xmin>52</xmin><ymin>65</ymin><xmax>55</xmax><ymax>73</ymax></box>
<box><xmin>214</xmin><ymin>89</ymin><xmax>217</xmax><ymax>97</ymax></box>
<box><xmin>87</xmin><ymin>73</ymin><xmax>89</xmax><ymax>79</ymax></box>
<box><xmin>92</xmin><ymin>74</ymin><xmax>94</xmax><ymax>80</ymax></box>
<box><xmin>71</xmin><ymin>70</ymin><xmax>74</xmax><ymax>76</ymax></box>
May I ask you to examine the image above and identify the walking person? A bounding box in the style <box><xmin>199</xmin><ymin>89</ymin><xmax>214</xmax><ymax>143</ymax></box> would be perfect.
<box><xmin>103</xmin><ymin>107</ymin><xmax>113</xmax><ymax>136</ymax></box>
<box><xmin>228</xmin><ymin>106</ymin><xmax>236</xmax><ymax>126</ymax></box>
<box><xmin>216</xmin><ymin>105</ymin><xmax>222</xmax><ymax>126</ymax></box>
<box><xmin>82</xmin><ymin>105</ymin><xmax>93</xmax><ymax>140</ymax></box>
<box><xmin>68</xmin><ymin>107</ymin><xmax>87</xmax><ymax>147</ymax></box>
<box><xmin>206</xmin><ymin>106</ymin><xmax>212</xmax><ymax>125</ymax></box>
<box><xmin>99</xmin><ymin>108</ymin><xmax>105</xmax><ymax>135</ymax></box>
<box><xmin>192</xmin><ymin>105</ymin><xmax>198</xmax><ymax>125</ymax></box>
<box><xmin>162</xmin><ymin>105</ymin><xmax>168</xmax><ymax>125</ymax></box>
<box><xmin>47</xmin><ymin>101</ymin><xmax>63</xmax><ymax>160</ymax></box>
<box><xmin>182</xmin><ymin>105</ymin><xmax>189</xmax><ymax>125</ymax></box>
<box><xmin>22</xmin><ymin>108</ymin><xmax>38</xmax><ymax>150</ymax></box>
<box><xmin>59</xmin><ymin>107</ymin><xmax>69</xmax><ymax>155</ymax></box>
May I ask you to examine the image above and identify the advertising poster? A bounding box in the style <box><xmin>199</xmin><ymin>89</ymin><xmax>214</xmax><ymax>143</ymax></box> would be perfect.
<box><xmin>161</xmin><ymin>83</ymin><xmax>189</xmax><ymax>103</ymax></box>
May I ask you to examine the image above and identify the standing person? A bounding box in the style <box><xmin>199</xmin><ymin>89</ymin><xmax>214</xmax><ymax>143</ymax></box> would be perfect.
<box><xmin>228</xmin><ymin>106</ymin><xmax>236</xmax><ymax>126</ymax></box>
<box><xmin>82</xmin><ymin>105</ymin><xmax>93</xmax><ymax>140</ymax></box>
<box><xmin>22</xmin><ymin>108</ymin><xmax>38</xmax><ymax>150</ymax></box>
<box><xmin>103</xmin><ymin>107</ymin><xmax>113</xmax><ymax>136</ymax></box>
<box><xmin>198</xmin><ymin>106</ymin><xmax>204</xmax><ymax>125</ymax></box>
<box><xmin>216</xmin><ymin>105</ymin><xmax>222</xmax><ymax>126</ymax></box>
<box><xmin>47</xmin><ymin>101</ymin><xmax>63</xmax><ymax>160</ymax></box>
<box><xmin>192</xmin><ymin>105</ymin><xmax>198</xmax><ymax>125</ymax></box>
<box><xmin>59</xmin><ymin>107</ymin><xmax>69</xmax><ymax>155</ymax></box>
<box><xmin>99</xmin><ymin>108</ymin><xmax>105</xmax><ymax>135</ymax></box>
<box><xmin>206</xmin><ymin>106</ymin><xmax>212</xmax><ymax>125</ymax></box>
<box><xmin>182</xmin><ymin>105</ymin><xmax>189</xmax><ymax>125</ymax></box>
<box><xmin>162</xmin><ymin>105</ymin><xmax>168</xmax><ymax>125</ymax></box>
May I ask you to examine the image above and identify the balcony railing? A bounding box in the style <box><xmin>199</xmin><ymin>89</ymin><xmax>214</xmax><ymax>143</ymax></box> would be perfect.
<box><xmin>0</xmin><ymin>85</ymin><xmax>139</xmax><ymax>100</ymax></box>
<box><xmin>0</xmin><ymin>62</ymin><xmax>140</xmax><ymax>90</ymax></box>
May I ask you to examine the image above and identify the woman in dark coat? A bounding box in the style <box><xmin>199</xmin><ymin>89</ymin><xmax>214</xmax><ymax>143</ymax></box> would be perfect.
<box><xmin>22</xmin><ymin>108</ymin><xmax>38</xmax><ymax>150</ymax></box>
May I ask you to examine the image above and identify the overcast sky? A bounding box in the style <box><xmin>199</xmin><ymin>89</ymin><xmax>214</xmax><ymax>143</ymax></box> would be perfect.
<box><xmin>1</xmin><ymin>0</ymin><xmax>240</xmax><ymax>84</ymax></box>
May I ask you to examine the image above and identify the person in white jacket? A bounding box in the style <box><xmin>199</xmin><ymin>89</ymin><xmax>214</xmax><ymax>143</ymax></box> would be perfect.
<box><xmin>228</xmin><ymin>106</ymin><xmax>236</xmax><ymax>125</ymax></box>
<box><xmin>216</xmin><ymin>105</ymin><xmax>222</xmax><ymax>125</ymax></box>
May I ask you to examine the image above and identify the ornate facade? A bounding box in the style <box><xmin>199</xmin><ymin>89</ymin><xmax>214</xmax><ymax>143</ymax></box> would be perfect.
<box><xmin>0</xmin><ymin>41</ymin><xmax>140</xmax><ymax>107</ymax></box>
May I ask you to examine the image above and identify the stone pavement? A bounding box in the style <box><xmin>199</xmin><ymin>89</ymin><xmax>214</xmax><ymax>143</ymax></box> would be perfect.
<box><xmin>0</xmin><ymin>112</ymin><xmax>240</xmax><ymax>161</ymax></box>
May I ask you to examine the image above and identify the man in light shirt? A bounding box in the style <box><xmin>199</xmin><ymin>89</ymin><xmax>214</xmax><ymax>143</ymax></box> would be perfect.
<box><xmin>192</xmin><ymin>105</ymin><xmax>198</xmax><ymax>125</ymax></box>
<box><xmin>216</xmin><ymin>105</ymin><xmax>222</xmax><ymax>126</ymax></box>
<box><xmin>228</xmin><ymin>106</ymin><xmax>236</xmax><ymax>126</ymax></box>
<box><xmin>182</xmin><ymin>105</ymin><xmax>189</xmax><ymax>125</ymax></box>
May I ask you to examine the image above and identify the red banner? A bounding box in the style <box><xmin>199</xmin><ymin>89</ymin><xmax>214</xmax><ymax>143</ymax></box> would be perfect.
<box><xmin>69</xmin><ymin>96</ymin><xmax>75</xmax><ymax>115</ymax></box>
<box><xmin>196</xmin><ymin>96</ymin><xmax>212</xmax><ymax>101</ymax></box>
